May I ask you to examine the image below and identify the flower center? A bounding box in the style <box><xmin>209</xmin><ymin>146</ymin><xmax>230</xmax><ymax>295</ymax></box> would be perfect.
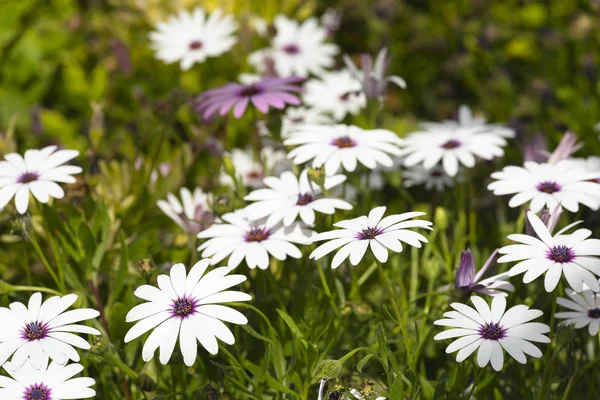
<box><xmin>23</xmin><ymin>322</ymin><xmax>46</xmax><ymax>341</ymax></box>
<box><xmin>479</xmin><ymin>322</ymin><xmax>505</xmax><ymax>340</ymax></box>
<box><xmin>588</xmin><ymin>308</ymin><xmax>600</xmax><ymax>319</ymax></box>
<box><xmin>172</xmin><ymin>298</ymin><xmax>195</xmax><ymax>318</ymax></box>
<box><xmin>537</xmin><ymin>181</ymin><xmax>561</xmax><ymax>194</ymax></box>
<box><xmin>441</xmin><ymin>139</ymin><xmax>461</xmax><ymax>149</ymax></box>
<box><xmin>282</xmin><ymin>43</ymin><xmax>301</xmax><ymax>54</ymax></box>
<box><xmin>331</xmin><ymin>136</ymin><xmax>357</xmax><ymax>148</ymax></box>
<box><xmin>25</xmin><ymin>384</ymin><xmax>50</xmax><ymax>400</ymax></box>
<box><xmin>18</xmin><ymin>172</ymin><xmax>39</xmax><ymax>184</ymax></box>
<box><xmin>289</xmin><ymin>117</ymin><xmax>305</xmax><ymax>123</ymax></box>
<box><xmin>245</xmin><ymin>227</ymin><xmax>270</xmax><ymax>242</ymax></box>
<box><xmin>339</xmin><ymin>91</ymin><xmax>360</xmax><ymax>101</ymax></box>
<box><xmin>239</xmin><ymin>85</ymin><xmax>263</xmax><ymax>97</ymax></box>
<box><xmin>358</xmin><ymin>227</ymin><xmax>382</xmax><ymax>240</ymax></box>
<box><xmin>431</xmin><ymin>170</ymin><xmax>443</xmax><ymax>177</ymax></box>
<box><xmin>296</xmin><ymin>193</ymin><xmax>314</xmax><ymax>206</ymax></box>
<box><xmin>188</xmin><ymin>40</ymin><xmax>203</xmax><ymax>50</ymax></box>
<box><xmin>548</xmin><ymin>245</ymin><xmax>574</xmax><ymax>263</ymax></box>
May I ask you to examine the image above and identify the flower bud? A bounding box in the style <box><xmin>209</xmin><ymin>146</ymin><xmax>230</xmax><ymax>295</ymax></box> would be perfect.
<box><xmin>137</xmin><ymin>258</ymin><xmax>156</xmax><ymax>277</ymax></box>
<box><xmin>222</xmin><ymin>155</ymin><xmax>236</xmax><ymax>180</ymax></box>
<box><xmin>434</xmin><ymin>207</ymin><xmax>448</xmax><ymax>231</ymax></box>
<box><xmin>308</xmin><ymin>166</ymin><xmax>326</xmax><ymax>188</ymax></box>
<box><xmin>138</xmin><ymin>361</ymin><xmax>158</xmax><ymax>393</ymax></box>
<box><xmin>455</xmin><ymin>249</ymin><xmax>476</xmax><ymax>290</ymax></box>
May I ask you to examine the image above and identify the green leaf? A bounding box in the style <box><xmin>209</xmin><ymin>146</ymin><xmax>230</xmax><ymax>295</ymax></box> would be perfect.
<box><xmin>107</xmin><ymin>302</ymin><xmax>129</xmax><ymax>344</ymax></box>
<box><xmin>377</xmin><ymin>323</ymin><xmax>388</xmax><ymax>367</ymax></box>
<box><xmin>357</xmin><ymin>354</ymin><xmax>374</xmax><ymax>372</ymax></box>
<box><xmin>390</xmin><ymin>374</ymin><xmax>405</xmax><ymax>400</ymax></box>
<box><xmin>276</xmin><ymin>309</ymin><xmax>304</xmax><ymax>339</ymax></box>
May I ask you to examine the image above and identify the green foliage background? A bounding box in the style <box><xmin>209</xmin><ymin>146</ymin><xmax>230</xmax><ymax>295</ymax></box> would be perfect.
<box><xmin>0</xmin><ymin>0</ymin><xmax>599</xmax><ymax>399</ymax></box>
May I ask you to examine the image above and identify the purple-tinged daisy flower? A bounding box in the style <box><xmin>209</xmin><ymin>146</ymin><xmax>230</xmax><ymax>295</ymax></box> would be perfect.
<box><xmin>124</xmin><ymin>260</ymin><xmax>251</xmax><ymax>366</ymax></box>
<box><xmin>434</xmin><ymin>296</ymin><xmax>550</xmax><ymax>371</ymax></box>
<box><xmin>455</xmin><ymin>249</ymin><xmax>514</xmax><ymax>297</ymax></box>
<box><xmin>556</xmin><ymin>281</ymin><xmax>600</xmax><ymax>336</ymax></box>
<box><xmin>195</xmin><ymin>76</ymin><xmax>303</xmax><ymax>120</ymax></box>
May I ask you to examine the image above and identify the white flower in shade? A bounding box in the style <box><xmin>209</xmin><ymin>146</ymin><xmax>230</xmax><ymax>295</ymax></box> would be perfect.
<box><xmin>149</xmin><ymin>7</ymin><xmax>238</xmax><ymax>71</ymax></box>
<box><xmin>268</xmin><ymin>15</ymin><xmax>339</xmax><ymax>77</ymax></box>
<box><xmin>420</xmin><ymin>105</ymin><xmax>515</xmax><ymax>139</ymax></box>
<box><xmin>157</xmin><ymin>187</ymin><xmax>215</xmax><ymax>234</ymax></box>
<box><xmin>0</xmin><ymin>354</ymin><xmax>95</xmax><ymax>399</ymax></box>
<box><xmin>498</xmin><ymin>211</ymin><xmax>600</xmax><ymax>292</ymax></box>
<box><xmin>303</xmin><ymin>70</ymin><xmax>366</xmax><ymax>121</ymax></box>
<box><xmin>124</xmin><ymin>260</ymin><xmax>250</xmax><ymax>366</ymax></box>
<box><xmin>197</xmin><ymin>210</ymin><xmax>313</xmax><ymax>270</ymax></box>
<box><xmin>244</xmin><ymin>170</ymin><xmax>352</xmax><ymax>227</ymax></box>
<box><xmin>402</xmin><ymin>164</ymin><xmax>455</xmax><ymax>192</ymax></box>
<box><xmin>565</xmin><ymin>156</ymin><xmax>600</xmax><ymax>184</ymax></box>
<box><xmin>434</xmin><ymin>296</ymin><xmax>550</xmax><ymax>371</ymax></box>
<box><xmin>488</xmin><ymin>161</ymin><xmax>600</xmax><ymax>213</ymax></box>
<box><xmin>556</xmin><ymin>283</ymin><xmax>600</xmax><ymax>335</ymax></box>
<box><xmin>281</xmin><ymin>107</ymin><xmax>333</xmax><ymax>139</ymax></box>
<box><xmin>0</xmin><ymin>293</ymin><xmax>100</xmax><ymax>370</ymax></box>
<box><xmin>284</xmin><ymin>125</ymin><xmax>403</xmax><ymax>176</ymax></box>
<box><xmin>0</xmin><ymin>146</ymin><xmax>82</xmax><ymax>214</ymax></box>
<box><xmin>220</xmin><ymin>148</ymin><xmax>290</xmax><ymax>188</ymax></box>
<box><xmin>400</xmin><ymin>125</ymin><xmax>509</xmax><ymax>177</ymax></box>
<box><xmin>309</xmin><ymin>206</ymin><xmax>432</xmax><ymax>268</ymax></box>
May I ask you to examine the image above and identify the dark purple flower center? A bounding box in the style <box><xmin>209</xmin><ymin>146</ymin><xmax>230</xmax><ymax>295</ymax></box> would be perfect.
<box><xmin>431</xmin><ymin>170</ymin><xmax>443</xmax><ymax>177</ymax></box>
<box><xmin>239</xmin><ymin>84</ymin><xmax>263</xmax><ymax>98</ymax></box>
<box><xmin>358</xmin><ymin>227</ymin><xmax>382</xmax><ymax>240</ymax></box>
<box><xmin>331</xmin><ymin>136</ymin><xmax>357</xmax><ymax>148</ymax></box>
<box><xmin>245</xmin><ymin>227</ymin><xmax>270</xmax><ymax>242</ymax></box>
<box><xmin>296</xmin><ymin>193</ymin><xmax>314</xmax><ymax>206</ymax></box>
<box><xmin>537</xmin><ymin>181</ymin><xmax>561</xmax><ymax>194</ymax></box>
<box><xmin>23</xmin><ymin>322</ymin><xmax>47</xmax><ymax>341</ymax></box>
<box><xmin>479</xmin><ymin>322</ymin><xmax>505</xmax><ymax>340</ymax></box>
<box><xmin>24</xmin><ymin>384</ymin><xmax>51</xmax><ymax>400</ymax></box>
<box><xmin>548</xmin><ymin>245</ymin><xmax>574</xmax><ymax>263</ymax></box>
<box><xmin>289</xmin><ymin>117</ymin><xmax>305</xmax><ymax>123</ymax></box>
<box><xmin>339</xmin><ymin>91</ymin><xmax>359</xmax><ymax>101</ymax></box>
<box><xmin>441</xmin><ymin>139</ymin><xmax>461</xmax><ymax>149</ymax></box>
<box><xmin>172</xmin><ymin>297</ymin><xmax>196</xmax><ymax>318</ymax></box>
<box><xmin>189</xmin><ymin>40</ymin><xmax>203</xmax><ymax>50</ymax></box>
<box><xmin>588</xmin><ymin>308</ymin><xmax>600</xmax><ymax>319</ymax></box>
<box><xmin>18</xmin><ymin>172</ymin><xmax>39</xmax><ymax>184</ymax></box>
<box><xmin>282</xmin><ymin>43</ymin><xmax>301</xmax><ymax>54</ymax></box>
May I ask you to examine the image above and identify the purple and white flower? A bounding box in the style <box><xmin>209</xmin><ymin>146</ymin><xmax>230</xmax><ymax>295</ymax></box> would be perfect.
<box><xmin>157</xmin><ymin>187</ymin><xmax>214</xmax><ymax>234</ymax></box>
<box><xmin>303</xmin><ymin>70</ymin><xmax>366</xmax><ymax>121</ymax></box>
<box><xmin>124</xmin><ymin>260</ymin><xmax>251</xmax><ymax>366</ymax></box>
<box><xmin>455</xmin><ymin>249</ymin><xmax>514</xmax><ymax>297</ymax></box>
<box><xmin>556</xmin><ymin>283</ymin><xmax>600</xmax><ymax>335</ymax></box>
<box><xmin>344</xmin><ymin>47</ymin><xmax>406</xmax><ymax>100</ymax></box>
<box><xmin>434</xmin><ymin>296</ymin><xmax>550</xmax><ymax>371</ymax></box>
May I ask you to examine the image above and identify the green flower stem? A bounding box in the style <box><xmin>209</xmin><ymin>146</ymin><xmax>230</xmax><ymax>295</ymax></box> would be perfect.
<box><xmin>27</xmin><ymin>227</ymin><xmax>63</xmax><ymax>292</ymax></box>
<box><xmin>107</xmin><ymin>353</ymin><xmax>138</xmax><ymax>380</ymax></box>
<box><xmin>10</xmin><ymin>284</ymin><xmax>62</xmax><ymax>296</ymax></box>
<box><xmin>538</xmin><ymin>288</ymin><xmax>559</xmax><ymax>400</ymax></box>
<box><xmin>316</xmin><ymin>259</ymin><xmax>341</xmax><ymax>318</ymax></box>
<box><xmin>36</xmin><ymin>203</ymin><xmax>65</xmax><ymax>290</ymax></box>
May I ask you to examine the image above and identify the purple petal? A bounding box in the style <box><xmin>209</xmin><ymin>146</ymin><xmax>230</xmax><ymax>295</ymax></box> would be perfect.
<box><xmin>251</xmin><ymin>95</ymin><xmax>270</xmax><ymax>113</ymax></box>
<box><xmin>233</xmin><ymin>97</ymin><xmax>250</xmax><ymax>118</ymax></box>
<box><xmin>455</xmin><ymin>249</ymin><xmax>476</xmax><ymax>289</ymax></box>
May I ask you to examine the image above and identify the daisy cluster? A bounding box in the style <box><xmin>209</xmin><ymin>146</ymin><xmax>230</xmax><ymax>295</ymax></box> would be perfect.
<box><xmin>1</xmin><ymin>4</ymin><xmax>600</xmax><ymax>399</ymax></box>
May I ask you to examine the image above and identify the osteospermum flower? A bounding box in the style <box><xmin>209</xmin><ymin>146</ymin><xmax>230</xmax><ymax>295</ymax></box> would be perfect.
<box><xmin>149</xmin><ymin>7</ymin><xmax>237</xmax><ymax>71</ymax></box>
<box><xmin>197</xmin><ymin>210</ymin><xmax>313</xmax><ymax>270</ymax></box>
<box><xmin>284</xmin><ymin>125</ymin><xmax>403</xmax><ymax>175</ymax></box>
<box><xmin>244</xmin><ymin>170</ymin><xmax>352</xmax><ymax>227</ymax></box>
<box><xmin>281</xmin><ymin>107</ymin><xmax>333</xmax><ymax>139</ymax></box>
<box><xmin>157</xmin><ymin>187</ymin><xmax>214</xmax><ymax>234</ymax></box>
<box><xmin>0</xmin><ymin>146</ymin><xmax>82</xmax><ymax>214</ymax></box>
<box><xmin>0</xmin><ymin>292</ymin><xmax>100</xmax><ymax>370</ymax></box>
<box><xmin>309</xmin><ymin>206</ymin><xmax>432</xmax><ymax>268</ymax></box>
<box><xmin>195</xmin><ymin>76</ymin><xmax>303</xmax><ymax>119</ymax></box>
<box><xmin>220</xmin><ymin>147</ymin><xmax>290</xmax><ymax>189</ymax></box>
<box><xmin>303</xmin><ymin>70</ymin><xmax>366</xmax><ymax>121</ymax></box>
<box><xmin>434</xmin><ymin>296</ymin><xmax>550</xmax><ymax>371</ymax></box>
<box><xmin>556</xmin><ymin>283</ymin><xmax>600</xmax><ymax>335</ymax></box>
<box><xmin>400</xmin><ymin>125</ymin><xmax>509</xmax><ymax>177</ymax></box>
<box><xmin>124</xmin><ymin>260</ymin><xmax>250</xmax><ymax>366</ymax></box>
<box><xmin>402</xmin><ymin>165</ymin><xmax>455</xmax><ymax>192</ymax></box>
<box><xmin>420</xmin><ymin>105</ymin><xmax>515</xmax><ymax>139</ymax></box>
<box><xmin>0</xmin><ymin>354</ymin><xmax>95</xmax><ymax>399</ymax></box>
<box><xmin>498</xmin><ymin>211</ymin><xmax>600</xmax><ymax>292</ymax></box>
<box><xmin>268</xmin><ymin>15</ymin><xmax>339</xmax><ymax>77</ymax></box>
<box><xmin>455</xmin><ymin>249</ymin><xmax>514</xmax><ymax>297</ymax></box>
<box><xmin>488</xmin><ymin>161</ymin><xmax>600</xmax><ymax>213</ymax></box>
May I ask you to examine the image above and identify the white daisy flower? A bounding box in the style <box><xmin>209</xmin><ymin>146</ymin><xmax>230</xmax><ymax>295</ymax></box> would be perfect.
<box><xmin>420</xmin><ymin>105</ymin><xmax>515</xmax><ymax>139</ymax></box>
<box><xmin>434</xmin><ymin>296</ymin><xmax>550</xmax><ymax>371</ymax></box>
<box><xmin>402</xmin><ymin>164</ymin><xmax>455</xmax><ymax>192</ymax></box>
<box><xmin>149</xmin><ymin>7</ymin><xmax>238</xmax><ymax>71</ymax></box>
<box><xmin>0</xmin><ymin>146</ymin><xmax>82</xmax><ymax>214</ymax></box>
<box><xmin>157</xmin><ymin>187</ymin><xmax>215</xmax><ymax>234</ymax></box>
<box><xmin>281</xmin><ymin>107</ymin><xmax>333</xmax><ymax>139</ymax></box>
<box><xmin>0</xmin><ymin>292</ymin><xmax>100</xmax><ymax>370</ymax></box>
<box><xmin>244</xmin><ymin>170</ymin><xmax>352</xmax><ymax>227</ymax></box>
<box><xmin>0</xmin><ymin>354</ymin><xmax>95</xmax><ymax>399</ymax></box>
<box><xmin>303</xmin><ymin>70</ymin><xmax>366</xmax><ymax>121</ymax></box>
<box><xmin>564</xmin><ymin>156</ymin><xmax>600</xmax><ymax>184</ymax></box>
<box><xmin>197</xmin><ymin>210</ymin><xmax>313</xmax><ymax>270</ymax></box>
<box><xmin>124</xmin><ymin>260</ymin><xmax>251</xmax><ymax>366</ymax></box>
<box><xmin>220</xmin><ymin>147</ymin><xmax>290</xmax><ymax>188</ymax></box>
<box><xmin>498</xmin><ymin>211</ymin><xmax>600</xmax><ymax>292</ymax></box>
<box><xmin>284</xmin><ymin>125</ymin><xmax>403</xmax><ymax>176</ymax></box>
<box><xmin>268</xmin><ymin>15</ymin><xmax>339</xmax><ymax>77</ymax></box>
<box><xmin>400</xmin><ymin>125</ymin><xmax>509</xmax><ymax>177</ymax></box>
<box><xmin>309</xmin><ymin>206</ymin><xmax>432</xmax><ymax>269</ymax></box>
<box><xmin>556</xmin><ymin>283</ymin><xmax>600</xmax><ymax>335</ymax></box>
<box><xmin>488</xmin><ymin>161</ymin><xmax>600</xmax><ymax>213</ymax></box>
